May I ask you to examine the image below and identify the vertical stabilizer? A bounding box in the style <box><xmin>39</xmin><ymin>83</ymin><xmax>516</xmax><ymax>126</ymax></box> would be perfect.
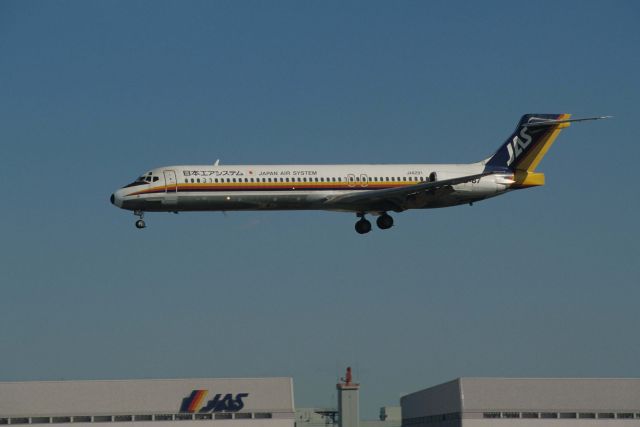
<box><xmin>485</xmin><ymin>113</ymin><xmax>571</xmax><ymax>172</ymax></box>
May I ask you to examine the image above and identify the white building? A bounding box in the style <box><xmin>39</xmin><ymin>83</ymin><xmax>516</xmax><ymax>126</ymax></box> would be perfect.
<box><xmin>401</xmin><ymin>378</ymin><xmax>640</xmax><ymax>427</ymax></box>
<box><xmin>0</xmin><ymin>378</ymin><xmax>294</xmax><ymax>427</ymax></box>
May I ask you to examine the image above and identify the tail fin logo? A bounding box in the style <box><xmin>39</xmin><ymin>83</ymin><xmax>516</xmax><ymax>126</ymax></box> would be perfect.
<box><xmin>506</xmin><ymin>127</ymin><xmax>533</xmax><ymax>166</ymax></box>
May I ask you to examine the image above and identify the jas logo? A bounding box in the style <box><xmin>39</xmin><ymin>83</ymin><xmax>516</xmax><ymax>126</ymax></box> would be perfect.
<box><xmin>180</xmin><ymin>390</ymin><xmax>249</xmax><ymax>413</ymax></box>
<box><xmin>506</xmin><ymin>127</ymin><xmax>533</xmax><ymax>166</ymax></box>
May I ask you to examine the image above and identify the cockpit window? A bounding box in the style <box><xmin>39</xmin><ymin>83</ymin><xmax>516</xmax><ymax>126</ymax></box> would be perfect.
<box><xmin>123</xmin><ymin>173</ymin><xmax>156</xmax><ymax>188</ymax></box>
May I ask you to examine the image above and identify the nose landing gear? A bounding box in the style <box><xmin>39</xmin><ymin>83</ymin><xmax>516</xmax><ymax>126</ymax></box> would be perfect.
<box><xmin>134</xmin><ymin>210</ymin><xmax>146</xmax><ymax>229</ymax></box>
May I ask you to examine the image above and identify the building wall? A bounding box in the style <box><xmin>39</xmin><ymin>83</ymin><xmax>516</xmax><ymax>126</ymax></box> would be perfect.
<box><xmin>459</xmin><ymin>378</ymin><xmax>640</xmax><ymax>413</ymax></box>
<box><xmin>401</xmin><ymin>378</ymin><xmax>640</xmax><ymax>427</ymax></box>
<box><xmin>465</xmin><ymin>420</ymin><xmax>640</xmax><ymax>427</ymax></box>
<box><xmin>400</xmin><ymin>380</ymin><xmax>460</xmax><ymax>420</ymax></box>
<box><xmin>0</xmin><ymin>378</ymin><xmax>294</xmax><ymax>427</ymax></box>
<box><xmin>337</xmin><ymin>387</ymin><xmax>358</xmax><ymax>427</ymax></box>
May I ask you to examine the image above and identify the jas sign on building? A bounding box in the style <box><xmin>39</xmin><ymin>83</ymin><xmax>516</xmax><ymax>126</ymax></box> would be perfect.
<box><xmin>181</xmin><ymin>390</ymin><xmax>249</xmax><ymax>413</ymax></box>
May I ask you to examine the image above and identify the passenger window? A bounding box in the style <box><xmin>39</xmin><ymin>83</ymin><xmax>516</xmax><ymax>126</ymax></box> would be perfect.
<box><xmin>196</xmin><ymin>178</ymin><xmax>200</xmax><ymax>183</ymax></box>
<box><xmin>191</xmin><ymin>179</ymin><xmax>195</xmax><ymax>183</ymax></box>
<box><xmin>184</xmin><ymin>179</ymin><xmax>188</xmax><ymax>183</ymax></box>
<box><xmin>245</xmin><ymin>178</ymin><xmax>249</xmax><ymax>182</ymax></box>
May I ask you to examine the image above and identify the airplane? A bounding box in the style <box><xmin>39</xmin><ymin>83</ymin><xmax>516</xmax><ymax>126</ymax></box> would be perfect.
<box><xmin>110</xmin><ymin>113</ymin><xmax>608</xmax><ymax>234</ymax></box>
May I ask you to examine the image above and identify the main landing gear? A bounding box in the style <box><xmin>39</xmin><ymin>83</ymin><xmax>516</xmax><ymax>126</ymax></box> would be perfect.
<box><xmin>376</xmin><ymin>213</ymin><xmax>394</xmax><ymax>230</ymax></box>
<box><xmin>134</xmin><ymin>210</ymin><xmax>146</xmax><ymax>229</ymax></box>
<box><xmin>354</xmin><ymin>212</ymin><xmax>394</xmax><ymax>234</ymax></box>
<box><xmin>355</xmin><ymin>214</ymin><xmax>372</xmax><ymax>234</ymax></box>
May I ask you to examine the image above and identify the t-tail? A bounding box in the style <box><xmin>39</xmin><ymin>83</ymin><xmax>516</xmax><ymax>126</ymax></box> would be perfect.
<box><xmin>484</xmin><ymin>113</ymin><xmax>610</xmax><ymax>188</ymax></box>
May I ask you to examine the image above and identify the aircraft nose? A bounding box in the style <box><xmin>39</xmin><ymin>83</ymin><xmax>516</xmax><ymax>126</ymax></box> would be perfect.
<box><xmin>110</xmin><ymin>190</ymin><xmax>124</xmax><ymax>208</ymax></box>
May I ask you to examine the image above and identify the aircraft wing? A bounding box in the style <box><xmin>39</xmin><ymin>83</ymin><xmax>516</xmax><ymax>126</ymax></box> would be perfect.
<box><xmin>323</xmin><ymin>171</ymin><xmax>496</xmax><ymax>212</ymax></box>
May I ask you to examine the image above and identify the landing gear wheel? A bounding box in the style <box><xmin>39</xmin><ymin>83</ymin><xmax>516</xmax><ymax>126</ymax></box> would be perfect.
<box><xmin>355</xmin><ymin>219</ymin><xmax>372</xmax><ymax>234</ymax></box>
<box><xmin>376</xmin><ymin>214</ymin><xmax>394</xmax><ymax>230</ymax></box>
<box><xmin>133</xmin><ymin>210</ymin><xmax>146</xmax><ymax>229</ymax></box>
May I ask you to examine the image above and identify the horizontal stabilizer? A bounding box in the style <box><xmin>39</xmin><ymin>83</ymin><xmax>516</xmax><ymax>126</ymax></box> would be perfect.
<box><xmin>525</xmin><ymin>115</ymin><xmax>612</xmax><ymax>128</ymax></box>
<box><xmin>485</xmin><ymin>113</ymin><xmax>611</xmax><ymax>172</ymax></box>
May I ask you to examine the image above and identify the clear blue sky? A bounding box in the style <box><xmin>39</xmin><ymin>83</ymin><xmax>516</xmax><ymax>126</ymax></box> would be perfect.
<box><xmin>1</xmin><ymin>0</ymin><xmax>639</xmax><ymax>417</ymax></box>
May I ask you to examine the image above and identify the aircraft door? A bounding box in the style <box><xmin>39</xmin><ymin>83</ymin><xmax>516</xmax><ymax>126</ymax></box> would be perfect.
<box><xmin>347</xmin><ymin>174</ymin><xmax>357</xmax><ymax>188</ymax></box>
<box><xmin>360</xmin><ymin>174</ymin><xmax>369</xmax><ymax>187</ymax></box>
<box><xmin>163</xmin><ymin>170</ymin><xmax>178</xmax><ymax>205</ymax></box>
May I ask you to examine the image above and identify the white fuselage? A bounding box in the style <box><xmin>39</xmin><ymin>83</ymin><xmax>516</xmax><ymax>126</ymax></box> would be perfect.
<box><xmin>111</xmin><ymin>163</ymin><xmax>512</xmax><ymax>214</ymax></box>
